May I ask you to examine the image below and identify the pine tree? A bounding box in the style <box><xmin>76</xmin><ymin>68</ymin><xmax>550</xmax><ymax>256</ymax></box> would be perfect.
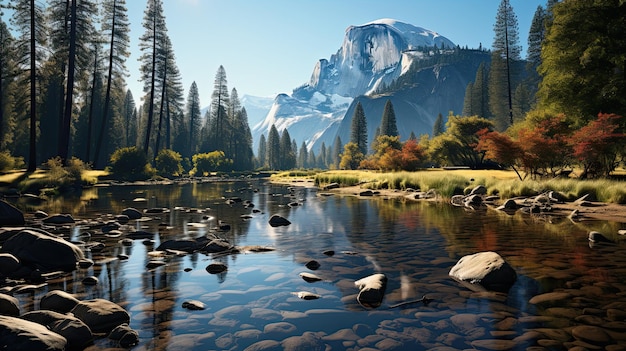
<box><xmin>185</xmin><ymin>81</ymin><xmax>201</xmax><ymax>158</ymax></box>
<box><xmin>279</xmin><ymin>128</ymin><xmax>295</xmax><ymax>170</ymax></box>
<box><xmin>298</xmin><ymin>141</ymin><xmax>308</xmax><ymax>168</ymax></box>
<box><xmin>0</xmin><ymin>10</ymin><xmax>16</xmax><ymax>150</ymax></box>
<box><xmin>257</xmin><ymin>134</ymin><xmax>266</xmax><ymax>169</ymax></box>
<box><xmin>432</xmin><ymin>113</ymin><xmax>445</xmax><ymax>136</ymax></box>
<box><xmin>139</xmin><ymin>0</ymin><xmax>167</xmax><ymax>156</ymax></box>
<box><xmin>350</xmin><ymin>102</ymin><xmax>368</xmax><ymax>155</ymax></box>
<box><xmin>319</xmin><ymin>142</ymin><xmax>327</xmax><ymax>168</ymax></box>
<box><xmin>207</xmin><ymin>65</ymin><xmax>230</xmax><ymax>153</ymax></box>
<box><xmin>122</xmin><ymin>89</ymin><xmax>137</xmax><ymax>147</ymax></box>
<box><xmin>472</xmin><ymin>62</ymin><xmax>489</xmax><ymax>118</ymax></box>
<box><xmin>232</xmin><ymin>107</ymin><xmax>253</xmax><ymax>170</ymax></box>
<box><xmin>331</xmin><ymin>135</ymin><xmax>343</xmax><ymax>169</ymax></box>
<box><xmin>11</xmin><ymin>0</ymin><xmax>47</xmax><ymax>171</ymax></box>
<box><xmin>380</xmin><ymin>100</ymin><xmax>399</xmax><ymax>137</ymax></box>
<box><xmin>94</xmin><ymin>0</ymin><xmax>130</xmax><ymax>167</ymax></box>
<box><xmin>267</xmin><ymin>125</ymin><xmax>280</xmax><ymax>170</ymax></box>
<box><xmin>462</xmin><ymin>82</ymin><xmax>474</xmax><ymax>116</ymax></box>
<box><xmin>490</xmin><ymin>0</ymin><xmax>521</xmax><ymax>128</ymax></box>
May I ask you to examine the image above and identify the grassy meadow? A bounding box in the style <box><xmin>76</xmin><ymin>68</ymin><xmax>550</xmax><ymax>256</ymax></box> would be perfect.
<box><xmin>302</xmin><ymin>169</ymin><xmax>626</xmax><ymax>204</ymax></box>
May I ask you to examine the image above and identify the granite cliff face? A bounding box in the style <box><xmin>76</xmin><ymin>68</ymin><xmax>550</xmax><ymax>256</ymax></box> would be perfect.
<box><xmin>249</xmin><ymin>19</ymin><xmax>487</xmax><ymax>153</ymax></box>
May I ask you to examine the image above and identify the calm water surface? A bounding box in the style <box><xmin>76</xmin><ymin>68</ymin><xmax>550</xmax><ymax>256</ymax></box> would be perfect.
<box><xmin>9</xmin><ymin>179</ymin><xmax>626</xmax><ymax>350</ymax></box>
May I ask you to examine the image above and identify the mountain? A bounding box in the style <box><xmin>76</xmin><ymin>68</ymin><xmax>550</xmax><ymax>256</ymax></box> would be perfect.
<box><xmin>249</xmin><ymin>18</ymin><xmax>484</xmax><ymax>154</ymax></box>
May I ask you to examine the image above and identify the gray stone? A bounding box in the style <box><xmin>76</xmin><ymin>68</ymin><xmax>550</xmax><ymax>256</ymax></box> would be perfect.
<box><xmin>108</xmin><ymin>323</ymin><xmax>139</xmax><ymax>348</ymax></box>
<box><xmin>281</xmin><ymin>332</ymin><xmax>326</xmax><ymax>351</ymax></box>
<box><xmin>528</xmin><ymin>292</ymin><xmax>572</xmax><ymax>306</ymax></box>
<box><xmin>121</xmin><ymin>207</ymin><xmax>142</xmax><ymax>220</ymax></box>
<box><xmin>0</xmin><ymin>253</ymin><xmax>21</xmax><ymax>276</ymax></box>
<box><xmin>588</xmin><ymin>231</ymin><xmax>613</xmax><ymax>243</ymax></box>
<box><xmin>354</xmin><ymin>273</ymin><xmax>387</xmax><ymax>308</ymax></box>
<box><xmin>206</xmin><ymin>263</ymin><xmax>228</xmax><ymax>274</ymax></box>
<box><xmin>449</xmin><ymin>251</ymin><xmax>517</xmax><ymax>292</ymax></box>
<box><xmin>0</xmin><ymin>228</ymin><xmax>84</xmax><ymax>271</ymax></box>
<box><xmin>42</xmin><ymin>214</ymin><xmax>75</xmax><ymax>225</ymax></box>
<box><xmin>497</xmin><ymin>199</ymin><xmax>519</xmax><ymax>210</ymax></box>
<box><xmin>269</xmin><ymin>215</ymin><xmax>291</xmax><ymax>227</ymax></box>
<box><xmin>0</xmin><ymin>200</ymin><xmax>25</xmax><ymax>226</ymax></box>
<box><xmin>21</xmin><ymin>310</ymin><xmax>93</xmax><ymax>350</ymax></box>
<box><xmin>0</xmin><ymin>315</ymin><xmax>67</xmax><ymax>350</ymax></box>
<box><xmin>0</xmin><ymin>293</ymin><xmax>20</xmax><ymax>316</ymax></box>
<box><xmin>243</xmin><ymin>340</ymin><xmax>281</xmax><ymax>351</ymax></box>
<box><xmin>182</xmin><ymin>300</ymin><xmax>206</xmax><ymax>310</ymax></box>
<box><xmin>572</xmin><ymin>325</ymin><xmax>612</xmax><ymax>345</ymax></box>
<box><xmin>470</xmin><ymin>185</ymin><xmax>487</xmax><ymax>195</ymax></box>
<box><xmin>40</xmin><ymin>290</ymin><xmax>80</xmax><ymax>314</ymax></box>
<box><xmin>71</xmin><ymin>298</ymin><xmax>130</xmax><ymax>334</ymax></box>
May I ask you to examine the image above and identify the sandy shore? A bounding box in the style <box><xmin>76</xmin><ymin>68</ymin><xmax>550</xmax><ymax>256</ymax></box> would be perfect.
<box><xmin>275</xmin><ymin>178</ymin><xmax>626</xmax><ymax>224</ymax></box>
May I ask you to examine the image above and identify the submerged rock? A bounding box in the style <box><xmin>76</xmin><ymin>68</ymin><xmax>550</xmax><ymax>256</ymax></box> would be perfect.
<box><xmin>354</xmin><ymin>273</ymin><xmax>387</xmax><ymax>308</ymax></box>
<box><xmin>449</xmin><ymin>251</ymin><xmax>517</xmax><ymax>293</ymax></box>
<box><xmin>269</xmin><ymin>215</ymin><xmax>291</xmax><ymax>227</ymax></box>
<box><xmin>71</xmin><ymin>298</ymin><xmax>130</xmax><ymax>334</ymax></box>
<box><xmin>0</xmin><ymin>200</ymin><xmax>25</xmax><ymax>226</ymax></box>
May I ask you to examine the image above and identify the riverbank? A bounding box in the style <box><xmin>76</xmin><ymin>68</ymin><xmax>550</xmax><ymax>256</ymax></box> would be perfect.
<box><xmin>270</xmin><ymin>173</ymin><xmax>626</xmax><ymax>224</ymax></box>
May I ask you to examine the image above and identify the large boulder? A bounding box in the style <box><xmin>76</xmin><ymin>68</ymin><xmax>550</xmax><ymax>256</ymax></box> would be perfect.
<box><xmin>449</xmin><ymin>251</ymin><xmax>517</xmax><ymax>293</ymax></box>
<box><xmin>40</xmin><ymin>290</ymin><xmax>81</xmax><ymax>314</ymax></box>
<box><xmin>0</xmin><ymin>315</ymin><xmax>67</xmax><ymax>350</ymax></box>
<box><xmin>0</xmin><ymin>229</ymin><xmax>84</xmax><ymax>272</ymax></box>
<box><xmin>0</xmin><ymin>293</ymin><xmax>20</xmax><ymax>316</ymax></box>
<box><xmin>21</xmin><ymin>310</ymin><xmax>93</xmax><ymax>350</ymax></box>
<box><xmin>354</xmin><ymin>273</ymin><xmax>387</xmax><ymax>308</ymax></box>
<box><xmin>0</xmin><ymin>200</ymin><xmax>25</xmax><ymax>226</ymax></box>
<box><xmin>71</xmin><ymin>299</ymin><xmax>130</xmax><ymax>334</ymax></box>
<box><xmin>0</xmin><ymin>253</ymin><xmax>21</xmax><ymax>276</ymax></box>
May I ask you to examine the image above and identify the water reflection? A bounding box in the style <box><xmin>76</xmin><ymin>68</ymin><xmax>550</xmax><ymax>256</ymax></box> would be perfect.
<box><xmin>5</xmin><ymin>179</ymin><xmax>626</xmax><ymax>350</ymax></box>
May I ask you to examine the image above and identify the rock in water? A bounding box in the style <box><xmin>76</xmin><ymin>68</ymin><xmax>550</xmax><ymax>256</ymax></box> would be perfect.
<box><xmin>0</xmin><ymin>228</ymin><xmax>84</xmax><ymax>272</ymax></box>
<box><xmin>354</xmin><ymin>273</ymin><xmax>387</xmax><ymax>308</ymax></box>
<box><xmin>449</xmin><ymin>251</ymin><xmax>517</xmax><ymax>293</ymax></box>
<box><xmin>71</xmin><ymin>299</ymin><xmax>131</xmax><ymax>334</ymax></box>
<box><xmin>0</xmin><ymin>315</ymin><xmax>67</xmax><ymax>351</ymax></box>
<box><xmin>269</xmin><ymin>215</ymin><xmax>291</xmax><ymax>227</ymax></box>
<box><xmin>0</xmin><ymin>200</ymin><xmax>25</xmax><ymax>225</ymax></box>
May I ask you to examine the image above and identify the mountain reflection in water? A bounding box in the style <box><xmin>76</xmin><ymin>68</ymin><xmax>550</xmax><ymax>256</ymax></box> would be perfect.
<box><xmin>6</xmin><ymin>179</ymin><xmax>626</xmax><ymax>350</ymax></box>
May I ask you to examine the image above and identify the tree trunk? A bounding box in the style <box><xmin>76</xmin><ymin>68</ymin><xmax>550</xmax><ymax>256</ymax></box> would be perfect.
<box><xmin>143</xmin><ymin>9</ymin><xmax>157</xmax><ymax>156</ymax></box>
<box><xmin>27</xmin><ymin>0</ymin><xmax>37</xmax><ymax>172</ymax></box>
<box><xmin>59</xmin><ymin>0</ymin><xmax>77</xmax><ymax>164</ymax></box>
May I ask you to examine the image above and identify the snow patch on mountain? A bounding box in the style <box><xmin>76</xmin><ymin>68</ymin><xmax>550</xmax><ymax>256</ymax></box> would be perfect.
<box><xmin>250</xmin><ymin>19</ymin><xmax>454</xmax><ymax>152</ymax></box>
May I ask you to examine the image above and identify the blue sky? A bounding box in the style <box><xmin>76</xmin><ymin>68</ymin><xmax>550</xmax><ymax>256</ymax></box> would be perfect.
<box><xmin>125</xmin><ymin>0</ymin><xmax>547</xmax><ymax>106</ymax></box>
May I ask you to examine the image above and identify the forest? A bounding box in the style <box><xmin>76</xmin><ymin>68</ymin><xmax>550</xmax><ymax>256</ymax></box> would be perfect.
<box><xmin>0</xmin><ymin>0</ymin><xmax>624</xmax><ymax>180</ymax></box>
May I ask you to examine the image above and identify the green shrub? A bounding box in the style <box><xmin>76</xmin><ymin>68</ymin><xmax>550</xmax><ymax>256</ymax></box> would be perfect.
<box><xmin>192</xmin><ymin>151</ymin><xmax>233</xmax><ymax>176</ymax></box>
<box><xmin>155</xmin><ymin>149</ymin><xmax>184</xmax><ymax>177</ymax></box>
<box><xmin>0</xmin><ymin>151</ymin><xmax>15</xmax><ymax>172</ymax></box>
<box><xmin>110</xmin><ymin>147</ymin><xmax>154</xmax><ymax>181</ymax></box>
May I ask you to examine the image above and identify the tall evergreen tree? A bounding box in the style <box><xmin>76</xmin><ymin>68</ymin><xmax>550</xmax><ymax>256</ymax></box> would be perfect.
<box><xmin>266</xmin><ymin>124</ymin><xmax>280</xmax><ymax>170</ymax></box>
<box><xmin>279</xmin><ymin>128</ymin><xmax>295</xmax><ymax>170</ymax></box>
<box><xmin>11</xmin><ymin>0</ymin><xmax>47</xmax><ymax>171</ymax></box>
<box><xmin>207</xmin><ymin>65</ymin><xmax>230</xmax><ymax>153</ymax></box>
<box><xmin>472</xmin><ymin>62</ymin><xmax>490</xmax><ymax>118</ymax></box>
<box><xmin>94</xmin><ymin>0</ymin><xmax>130</xmax><ymax>167</ymax></box>
<box><xmin>50</xmin><ymin>0</ymin><xmax>98</xmax><ymax>163</ymax></box>
<box><xmin>298</xmin><ymin>141</ymin><xmax>308</xmax><ymax>168</ymax></box>
<box><xmin>432</xmin><ymin>113</ymin><xmax>445</xmax><ymax>136</ymax></box>
<box><xmin>231</xmin><ymin>107</ymin><xmax>253</xmax><ymax>170</ymax></box>
<box><xmin>0</xmin><ymin>9</ymin><xmax>16</xmax><ymax>150</ymax></box>
<box><xmin>350</xmin><ymin>102</ymin><xmax>368</xmax><ymax>155</ymax></box>
<box><xmin>462</xmin><ymin>82</ymin><xmax>474</xmax><ymax>116</ymax></box>
<box><xmin>257</xmin><ymin>134</ymin><xmax>267</xmax><ymax>169</ymax></box>
<box><xmin>490</xmin><ymin>0</ymin><xmax>521</xmax><ymax>128</ymax></box>
<box><xmin>139</xmin><ymin>0</ymin><xmax>166</xmax><ymax>156</ymax></box>
<box><xmin>319</xmin><ymin>142</ymin><xmax>327</xmax><ymax>168</ymax></box>
<box><xmin>121</xmin><ymin>89</ymin><xmax>137</xmax><ymax>147</ymax></box>
<box><xmin>380</xmin><ymin>100</ymin><xmax>399</xmax><ymax>137</ymax></box>
<box><xmin>184</xmin><ymin>81</ymin><xmax>201</xmax><ymax>158</ymax></box>
<box><xmin>331</xmin><ymin>135</ymin><xmax>343</xmax><ymax>169</ymax></box>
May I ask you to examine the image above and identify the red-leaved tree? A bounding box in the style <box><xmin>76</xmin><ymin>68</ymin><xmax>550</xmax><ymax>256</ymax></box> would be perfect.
<box><xmin>476</xmin><ymin>129</ymin><xmax>524</xmax><ymax>180</ymax></box>
<box><xmin>515</xmin><ymin>114</ymin><xmax>572</xmax><ymax>178</ymax></box>
<box><xmin>569</xmin><ymin>113</ymin><xmax>625</xmax><ymax>178</ymax></box>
